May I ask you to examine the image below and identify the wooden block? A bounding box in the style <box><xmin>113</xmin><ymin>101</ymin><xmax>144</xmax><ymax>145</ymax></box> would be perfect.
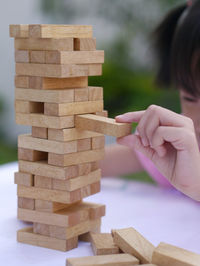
<box><xmin>19</xmin><ymin>160</ymin><xmax>79</xmax><ymax>180</ymax></box>
<box><xmin>91</xmin><ymin>161</ymin><xmax>100</xmax><ymax>171</ymax></box>
<box><xmin>15</xmin><ymin>100</ymin><xmax>44</xmax><ymax>114</ymax></box>
<box><xmin>15</xmin><ymin>76</ymin><xmax>29</xmax><ymax>88</ymax></box>
<box><xmin>88</xmin><ymin>86</ymin><xmax>103</xmax><ymax>101</ymax></box>
<box><xmin>95</xmin><ymin>110</ymin><xmax>108</xmax><ymax>117</ymax></box>
<box><xmin>112</xmin><ymin>227</ymin><xmax>155</xmax><ymax>264</ymax></box>
<box><xmin>35</xmin><ymin>200</ymin><xmax>81</xmax><ymax>213</ymax></box>
<box><xmin>18</xmin><ymin>134</ymin><xmax>77</xmax><ymax>154</ymax></box>
<box><xmin>14</xmin><ymin>172</ymin><xmax>34</xmax><ymax>187</ymax></box>
<box><xmin>48</xmin><ymin>149</ymin><xmax>105</xmax><ymax>167</ymax></box>
<box><xmin>18</xmin><ymin>202</ymin><xmax>103</xmax><ymax>227</ymax></box>
<box><xmin>32</xmin><ymin>127</ymin><xmax>48</xmax><ymax>139</ymax></box>
<box><xmin>74</xmin><ymin>88</ymin><xmax>88</xmax><ymax>102</ymax></box>
<box><xmin>15</xmin><ymin>113</ymin><xmax>74</xmax><ymax>129</ymax></box>
<box><xmin>79</xmin><ymin>223</ymin><xmax>101</xmax><ymax>242</ymax></box>
<box><xmin>92</xmin><ymin>136</ymin><xmax>105</xmax><ymax>149</ymax></box>
<box><xmin>15</xmin><ymin>37</ymin><xmax>73</xmax><ymax>51</ymax></box>
<box><xmin>45</xmin><ymin>51</ymin><xmax>104</xmax><ymax>64</ymax></box>
<box><xmin>18</xmin><ymin>197</ymin><xmax>35</xmax><ymax>210</ymax></box>
<box><xmin>29</xmin><ymin>76</ymin><xmax>88</xmax><ymax>89</ymax></box>
<box><xmin>15</xmin><ymin>50</ymin><xmax>29</xmax><ymax>63</ymax></box>
<box><xmin>90</xmin><ymin>233</ymin><xmax>120</xmax><ymax>255</ymax></box>
<box><xmin>15</xmin><ymin>88</ymin><xmax>74</xmax><ymax>103</ymax></box>
<box><xmin>77</xmin><ymin>138</ymin><xmax>91</xmax><ymax>152</ymax></box>
<box><xmin>75</xmin><ymin>114</ymin><xmax>132</xmax><ymax>138</ymax></box>
<box><xmin>66</xmin><ymin>254</ymin><xmax>139</xmax><ymax>266</ymax></box>
<box><xmin>81</xmin><ymin>182</ymin><xmax>101</xmax><ymax>198</ymax></box>
<box><xmin>74</xmin><ymin>38</ymin><xmax>96</xmax><ymax>51</ymax></box>
<box><xmin>17</xmin><ymin>227</ymin><xmax>78</xmax><ymax>252</ymax></box>
<box><xmin>29</xmin><ymin>24</ymin><xmax>93</xmax><ymax>38</ymax></box>
<box><xmin>52</xmin><ymin>169</ymin><xmax>101</xmax><ymax>191</ymax></box>
<box><xmin>9</xmin><ymin>24</ymin><xmax>29</xmax><ymax>38</ymax></box>
<box><xmin>152</xmin><ymin>242</ymin><xmax>200</xmax><ymax>266</ymax></box>
<box><xmin>48</xmin><ymin>128</ymin><xmax>102</xmax><ymax>142</ymax></box>
<box><xmin>16</xmin><ymin>63</ymin><xmax>102</xmax><ymax>78</ymax></box>
<box><xmin>18</xmin><ymin>147</ymin><xmax>47</xmax><ymax>161</ymax></box>
<box><xmin>44</xmin><ymin>100</ymin><xmax>103</xmax><ymax>116</ymax></box>
<box><xmin>30</xmin><ymin>51</ymin><xmax>45</xmax><ymax>63</ymax></box>
<box><xmin>34</xmin><ymin>175</ymin><xmax>52</xmax><ymax>189</ymax></box>
<box><xmin>89</xmin><ymin>204</ymin><xmax>105</xmax><ymax>220</ymax></box>
<box><xmin>78</xmin><ymin>162</ymin><xmax>92</xmax><ymax>176</ymax></box>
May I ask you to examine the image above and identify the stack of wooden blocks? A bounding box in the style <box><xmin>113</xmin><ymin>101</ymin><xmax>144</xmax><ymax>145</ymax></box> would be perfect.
<box><xmin>9</xmin><ymin>24</ymin><xmax>124</xmax><ymax>251</ymax></box>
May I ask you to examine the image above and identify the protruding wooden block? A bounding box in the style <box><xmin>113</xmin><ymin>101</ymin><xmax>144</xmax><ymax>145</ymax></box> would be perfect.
<box><xmin>52</xmin><ymin>169</ymin><xmax>101</xmax><ymax>192</ymax></box>
<box><xmin>48</xmin><ymin>128</ymin><xmax>102</xmax><ymax>142</ymax></box>
<box><xmin>32</xmin><ymin>127</ymin><xmax>48</xmax><ymax>139</ymax></box>
<box><xmin>18</xmin><ymin>134</ymin><xmax>77</xmax><ymax>154</ymax></box>
<box><xmin>18</xmin><ymin>147</ymin><xmax>47</xmax><ymax>161</ymax></box>
<box><xmin>18</xmin><ymin>197</ymin><xmax>35</xmax><ymax>210</ymax></box>
<box><xmin>90</xmin><ymin>233</ymin><xmax>120</xmax><ymax>255</ymax></box>
<box><xmin>15</xmin><ymin>100</ymin><xmax>44</xmax><ymax>114</ymax></box>
<box><xmin>34</xmin><ymin>175</ymin><xmax>52</xmax><ymax>189</ymax></box>
<box><xmin>15</xmin><ymin>88</ymin><xmax>74</xmax><ymax>103</ymax></box>
<box><xmin>14</xmin><ymin>172</ymin><xmax>34</xmax><ymax>187</ymax></box>
<box><xmin>152</xmin><ymin>242</ymin><xmax>200</xmax><ymax>266</ymax></box>
<box><xmin>19</xmin><ymin>160</ymin><xmax>79</xmax><ymax>180</ymax></box>
<box><xmin>77</xmin><ymin>138</ymin><xmax>91</xmax><ymax>152</ymax></box>
<box><xmin>66</xmin><ymin>254</ymin><xmax>139</xmax><ymax>266</ymax></box>
<box><xmin>92</xmin><ymin>136</ymin><xmax>105</xmax><ymax>150</ymax></box>
<box><xmin>30</xmin><ymin>51</ymin><xmax>45</xmax><ymax>63</ymax></box>
<box><xmin>15</xmin><ymin>76</ymin><xmax>29</xmax><ymax>88</ymax></box>
<box><xmin>48</xmin><ymin>149</ymin><xmax>105</xmax><ymax>167</ymax></box>
<box><xmin>29</xmin><ymin>24</ymin><xmax>93</xmax><ymax>38</ymax></box>
<box><xmin>74</xmin><ymin>88</ymin><xmax>88</xmax><ymax>102</ymax></box>
<box><xmin>16</xmin><ymin>63</ymin><xmax>102</xmax><ymax>78</ymax></box>
<box><xmin>16</xmin><ymin>113</ymin><xmax>74</xmax><ymax>129</ymax></box>
<box><xmin>29</xmin><ymin>76</ymin><xmax>88</xmax><ymax>90</ymax></box>
<box><xmin>35</xmin><ymin>200</ymin><xmax>81</xmax><ymax>213</ymax></box>
<box><xmin>15</xmin><ymin>38</ymin><xmax>73</xmax><ymax>51</ymax></box>
<box><xmin>17</xmin><ymin>227</ymin><xmax>78</xmax><ymax>252</ymax></box>
<box><xmin>9</xmin><ymin>24</ymin><xmax>29</xmax><ymax>38</ymax></box>
<box><xmin>44</xmin><ymin>100</ymin><xmax>103</xmax><ymax>116</ymax></box>
<box><xmin>74</xmin><ymin>38</ymin><xmax>96</xmax><ymax>51</ymax></box>
<box><xmin>15</xmin><ymin>50</ymin><xmax>29</xmax><ymax>63</ymax></box>
<box><xmin>45</xmin><ymin>51</ymin><xmax>104</xmax><ymax>64</ymax></box>
<box><xmin>88</xmin><ymin>86</ymin><xmax>103</xmax><ymax>101</ymax></box>
<box><xmin>112</xmin><ymin>227</ymin><xmax>155</xmax><ymax>264</ymax></box>
<box><xmin>75</xmin><ymin>114</ymin><xmax>132</xmax><ymax>138</ymax></box>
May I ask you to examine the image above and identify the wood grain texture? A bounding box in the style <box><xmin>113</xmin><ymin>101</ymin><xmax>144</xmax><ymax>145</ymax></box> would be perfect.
<box><xmin>15</xmin><ymin>76</ymin><xmax>29</xmax><ymax>88</ymax></box>
<box><xmin>32</xmin><ymin>127</ymin><xmax>48</xmax><ymax>139</ymax></box>
<box><xmin>18</xmin><ymin>197</ymin><xmax>35</xmax><ymax>210</ymax></box>
<box><xmin>17</xmin><ymin>227</ymin><xmax>78</xmax><ymax>251</ymax></box>
<box><xmin>152</xmin><ymin>242</ymin><xmax>200</xmax><ymax>266</ymax></box>
<box><xmin>10</xmin><ymin>24</ymin><xmax>29</xmax><ymax>38</ymax></box>
<box><xmin>18</xmin><ymin>147</ymin><xmax>47</xmax><ymax>161</ymax></box>
<box><xmin>35</xmin><ymin>200</ymin><xmax>81</xmax><ymax>213</ymax></box>
<box><xmin>112</xmin><ymin>227</ymin><xmax>155</xmax><ymax>264</ymax></box>
<box><xmin>75</xmin><ymin>114</ymin><xmax>132</xmax><ymax>137</ymax></box>
<box><xmin>15</xmin><ymin>100</ymin><xmax>44</xmax><ymax>114</ymax></box>
<box><xmin>14</xmin><ymin>172</ymin><xmax>34</xmax><ymax>187</ymax></box>
<box><xmin>74</xmin><ymin>38</ymin><xmax>96</xmax><ymax>51</ymax></box>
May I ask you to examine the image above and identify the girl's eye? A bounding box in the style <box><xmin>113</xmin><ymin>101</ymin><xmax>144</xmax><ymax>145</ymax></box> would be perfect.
<box><xmin>183</xmin><ymin>96</ymin><xmax>197</xmax><ymax>102</ymax></box>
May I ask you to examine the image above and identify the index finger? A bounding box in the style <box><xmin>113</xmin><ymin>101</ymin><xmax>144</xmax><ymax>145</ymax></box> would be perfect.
<box><xmin>115</xmin><ymin>111</ymin><xmax>145</xmax><ymax>123</ymax></box>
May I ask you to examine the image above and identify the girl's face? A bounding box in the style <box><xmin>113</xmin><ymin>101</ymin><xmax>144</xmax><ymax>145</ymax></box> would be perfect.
<box><xmin>180</xmin><ymin>90</ymin><xmax>200</xmax><ymax>143</ymax></box>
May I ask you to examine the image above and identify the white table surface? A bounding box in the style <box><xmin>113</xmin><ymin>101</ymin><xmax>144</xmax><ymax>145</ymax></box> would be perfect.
<box><xmin>1</xmin><ymin>162</ymin><xmax>200</xmax><ymax>265</ymax></box>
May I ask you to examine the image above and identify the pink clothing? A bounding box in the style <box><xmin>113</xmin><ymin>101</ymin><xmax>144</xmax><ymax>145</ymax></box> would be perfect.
<box><xmin>135</xmin><ymin>150</ymin><xmax>172</xmax><ymax>187</ymax></box>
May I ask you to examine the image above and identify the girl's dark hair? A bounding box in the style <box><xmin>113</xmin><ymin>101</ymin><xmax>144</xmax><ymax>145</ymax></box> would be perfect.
<box><xmin>152</xmin><ymin>0</ymin><xmax>200</xmax><ymax>97</ymax></box>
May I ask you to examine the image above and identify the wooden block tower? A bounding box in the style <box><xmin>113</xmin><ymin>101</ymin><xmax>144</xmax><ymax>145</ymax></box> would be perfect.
<box><xmin>10</xmin><ymin>24</ymin><xmax>132</xmax><ymax>251</ymax></box>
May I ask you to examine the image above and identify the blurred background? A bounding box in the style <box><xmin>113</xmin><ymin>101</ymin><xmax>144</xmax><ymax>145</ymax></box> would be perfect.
<box><xmin>1</xmin><ymin>0</ymin><xmax>183</xmax><ymax>181</ymax></box>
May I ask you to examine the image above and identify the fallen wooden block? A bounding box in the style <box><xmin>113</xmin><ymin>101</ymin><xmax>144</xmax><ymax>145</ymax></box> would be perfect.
<box><xmin>45</xmin><ymin>51</ymin><xmax>104</xmax><ymax>64</ymax></box>
<box><xmin>48</xmin><ymin>149</ymin><xmax>105</xmax><ymax>167</ymax></box>
<box><xmin>18</xmin><ymin>197</ymin><xmax>35</xmax><ymax>210</ymax></box>
<box><xmin>29</xmin><ymin>24</ymin><xmax>93</xmax><ymax>38</ymax></box>
<box><xmin>15</xmin><ymin>88</ymin><xmax>74</xmax><ymax>103</ymax></box>
<box><xmin>17</xmin><ymin>227</ymin><xmax>78</xmax><ymax>252</ymax></box>
<box><xmin>16</xmin><ymin>63</ymin><xmax>102</xmax><ymax>78</ymax></box>
<box><xmin>15</xmin><ymin>113</ymin><xmax>74</xmax><ymax>129</ymax></box>
<box><xmin>90</xmin><ymin>233</ymin><xmax>120</xmax><ymax>255</ymax></box>
<box><xmin>15</xmin><ymin>100</ymin><xmax>44</xmax><ymax>114</ymax></box>
<box><xmin>14</xmin><ymin>172</ymin><xmax>34</xmax><ymax>187</ymax></box>
<box><xmin>18</xmin><ymin>202</ymin><xmax>105</xmax><ymax>227</ymax></box>
<box><xmin>28</xmin><ymin>76</ymin><xmax>88</xmax><ymax>90</ymax></box>
<box><xmin>44</xmin><ymin>100</ymin><xmax>103</xmax><ymax>116</ymax></box>
<box><xmin>18</xmin><ymin>134</ymin><xmax>77</xmax><ymax>154</ymax></box>
<box><xmin>152</xmin><ymin>242</ymin><xmax>200</xmax><ymax>266</ymax></box>
<box><xmin>66</xmin><ymin>254</ymin><xmax>139</xmax><ymax>266</ymax></box>
<box><xmin>18</xmin><ymin>147</ymin><xmax>47</xmax><ymax>161</ymax></box>
<box><xmin>35</xmin><ymin>200</ymin><xmax>82</xmax><ymax>213</ymax></box>
<box><xmin>32</xmin><ymin>127</ymin><xmax>48</xmax><ymax>139</ymax></box>
<box><xmin>74</xmin><ymin>38</ymin><xmax>96</xmax><ymax>51</ymax></box>
<box><xmin>48</xmin><ymin>128</ymin><xmax>102</xmax><ymax>142</ymax></box>
<box><xmin>75</xmin><ymin>114</ymin><xmax>132</xmax><ymax>137</ymax></box>
<box><xmin>112</xmin><ymin>227</ymin><xmax>155</xmax><ymax>264</ymax></box>
<box><xmin>9</xmin><ymin>24</ymin><xmax>29</xmax><ymax>38</ymax></box>
<box><xmin>15</xmin><ymin>37</ymin><xmax>73</xmax><ymax>51</ymax></box>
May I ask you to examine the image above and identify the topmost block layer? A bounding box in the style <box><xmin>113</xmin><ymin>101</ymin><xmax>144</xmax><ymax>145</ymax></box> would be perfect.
<box><xmin>10</xmin><ymin>24</ymin><xmax>93</xmax><ymax>39</ymax></box>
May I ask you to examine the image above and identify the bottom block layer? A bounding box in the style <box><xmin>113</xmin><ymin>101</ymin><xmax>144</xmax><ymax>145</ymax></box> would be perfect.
<box><xmin>17</xmin><ymin>227</ymin><xmax>78</xmax><ymax>251</ymax></box>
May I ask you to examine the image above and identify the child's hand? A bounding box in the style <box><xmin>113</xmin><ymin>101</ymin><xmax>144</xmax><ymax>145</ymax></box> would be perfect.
<box><xmin>116</xmin><ymin>105</ymin><xmax>200</xmax><ymax>200</ymax></box>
